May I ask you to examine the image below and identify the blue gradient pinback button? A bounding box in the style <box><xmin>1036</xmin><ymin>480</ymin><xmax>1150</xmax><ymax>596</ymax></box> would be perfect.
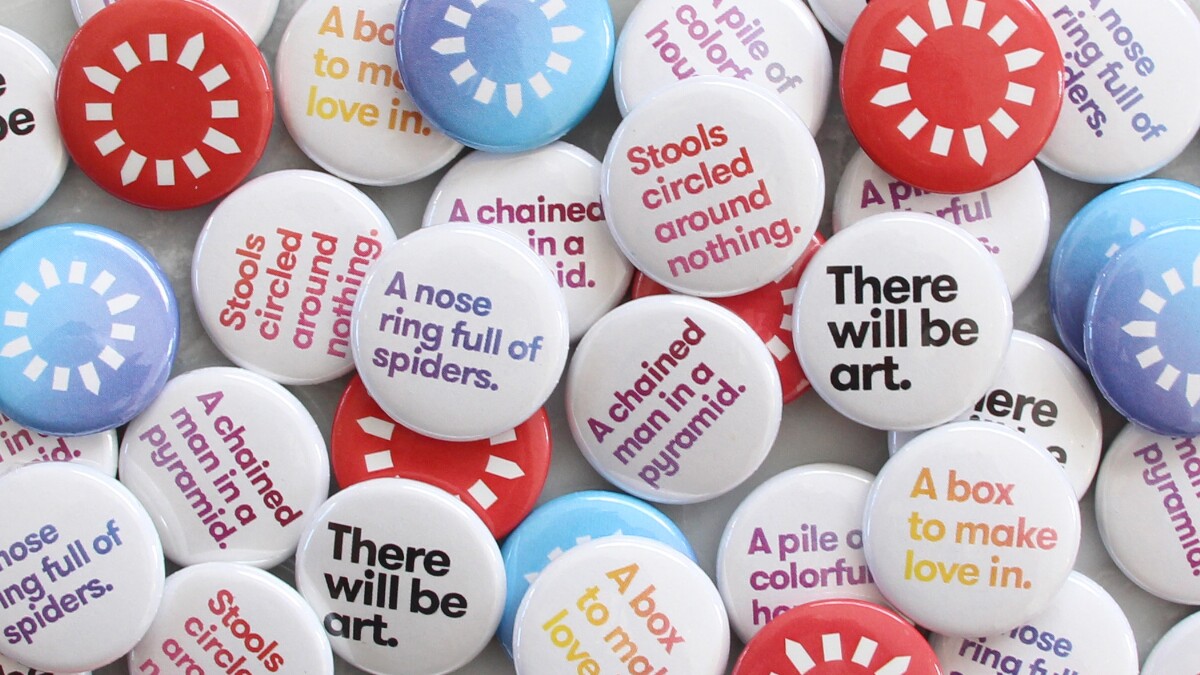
<box><xmin>1050</xmin><ymin>179</ymin><xmax>1200</xmax><ymax>366</ymax></box>
<box><xmin>1085</xmin><ymin>225</ymin><xmax>1200</xmax><ymax>436</ymax></box>
<box><xmin>396</xmin><ymin>0</ymin><xmax>614</xmax><ymax>152</ymax></box>
<box><xmin>497</xmin><ymin>490</ymin><xmax>695</xmax><ymax>655</ymax></box>
<box><xmin>0</xmin><ymin>224</ymin><xmax>178</xmax><ymax>436</ymax></box>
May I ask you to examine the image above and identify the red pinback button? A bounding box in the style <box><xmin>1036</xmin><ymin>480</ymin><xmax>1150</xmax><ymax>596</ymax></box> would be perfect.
<box><xmin>55</xmin><ymin>0</ymin><xmax>273</xmax><ymax>210</ymax></box>
<box><xmin>631</xmin><ymin>234</ymin><xmax>823</xmax><ymax>404</ymax></box>
<box><xmin>331</xmin><ymin>375</ymin><xmax>552</xmax><ymax>539</ymax></box>
<box><xmin>732</xmin><ymin>599</ymin><xmax>942</xmax><ymax>675</ymax></box>
<box><xmin>841</xmin><ymin>0</ymin><xmax>1063</xmax><ymax>193</ymax></box>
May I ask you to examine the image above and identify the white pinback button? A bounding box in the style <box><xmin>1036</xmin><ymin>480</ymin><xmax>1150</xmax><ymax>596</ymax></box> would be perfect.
<box><xmin>1050</xmin><ymin>178</ymin><xmax>1200</xmax><ymax>366</ymax></box>
<box><xmin>498</xmin><ymin>491</ymin><xmax>695</xmax><ymax>656</ymax></box>
<box><xmin>806</xmin><ymin>0</ymin><xmax>868</xmax><ymax>43</ymax></box>
<box><xmin>0</xmin><ymin>27</ymin><xmax>66</xmax><ymax>230</ymax></box>
<box><xmin>193</xmin><ymin>169</ymin><xmax>395</xmax><ymax>384</ymax></box>
<box><xmin>351</xmin><ymin>224</ymin><xmax>570</xmax><ymax>442</ymax></box>
<box><xmin>793</xmin><ymin>212</ymin><xmax>1013</xmax><ymax>431</ymax></box>
<box><xmin>512</xmin><ymin>536</ymin><xmax>730</xmax><ymax>675</ymax></box>
<box><xmin>613</xmin><ymin>0</ymin><xmax>833</xmax><ymax>132</ymax></box>
<box><xmin>567</xmin><ymin>295</ymin><xmax>783</xmax><ymax>503</ymax></box>
<box><xmin>863</xmin><ymin>421</ymin><xmax>1081</xmax><ymax>638</ymax></box>
<box><xmin>0</xmin><ymin>651</ymin><xmax>88</xmax><ymax>675</ymax></box>
<box><xmin>423</xmin><ymin>143</ymin><xmax>632</xmax><ymax>341</ymax></box>
<box><xmin>129</xmin><ymin>562</ymin><xmax>334</xmax><ymax>675</ymax></box>
<box><xmin>1095</xmin><ymin>423</ymin><xmax>1200</xmax><ymax>604</ymax></box>
<box><xmin>72</xmin><ymin>0</ymin><xmax>280</xmax><ymax>45</ymax></box>
<box><xmin>716</xmin><ymin>464</ymin><xmax>887</xmax><ymax>642</ymax></box>
<box><xmin>294</xmin><ymin>478</ymin><xmax>505</xmax><ymax>675</ymax></box>
<box><xmin>1030</xmin><ymin>0</ymin><xmax>1200</xmax><ymax>183</ymax></box>
<box><xmin>888</xmin><ymin>330</ymin><xmax>1104</xmax><ymax>499</ymax></box>
<box><xmin>1143</xmin><ymin>610</ymin><xmax>1200</xmax><ymax>675</ymax></box>
<box><xmin>118</xmin><ymin>367</ymin><xmax>330</xmax><ymax>568</ymax></box>
<box><xmin>0</xmin><ymin>463</ymin><xmax>164</xmax><ymax>672</ymax></box>
<box><xmin>930</xmin><ymin>571</ymin><xmax>1138</xmax><ymax>675</ymax></box>
<box><xmin>601</xmin><ymin>77</ymin><xmax>824</xmax><ymax>297</ymax></box>
<box><xmin>834</xmin><ymin>150</ymin><xmax>1049</xmax><ymax>301</ymax></box>
<box><xmin>276</xmin><ymin>0</ymin><xmax>462</xmax><ymax>185</ymax></box>
<box><xmin>0</xmin><ymin>414</ymin><xmax>117</xmax><ymax>479</ymax></box>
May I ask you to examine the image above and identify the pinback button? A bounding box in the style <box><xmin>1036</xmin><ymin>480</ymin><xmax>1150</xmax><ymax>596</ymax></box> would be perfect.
<box><xmin>731</xmin><ymin>599</ymin><xmax>940</xmax><ymax>675</ymax></box>
<box><xmin>887</xmin><ymin>330</ymin><xmax>1103</xmax><ymax>499</ymax></box>
<box><xmin>512</xmin><ymin>536</ymin><xmax>729</xmax><ymax>675</ymax></box>
<box><xmin>422</xmin><ymin>142</ymin><xmax>632</xmax><ymax>341</ymax></box>
<box><xmin>631</xmin><ymin>235</ymin><xmax>822</xmax><ymax>404</ymax></box>
<box><xmin>929</xmin><ymin>571</ymin><xmax>1138</xmax><ymax>675</ymax></box>
<box><xmin>498</xmin><ymin>490</ymin><xmax>695</xmax><ymax>656</ymax></box>
<box><xmin>0</xmin><ymin>224</ymin><xmax>178</xmax><ymax>436</ymax></box>
<box><xmin>613</xmin><ymin>0</ymin><xmax>833</xmax><ymax>132</ymax></box>
<box><xmin>807</xmin><ymin>0</ymin><xmax>868</xmax><ymax>43</ymax></box>
<box><xmin>331</xmin><ymin>375</ymin><xmax>551</xmax><ymax>539</ymax></box>
<box><xmin>862</xmin><ymin>422</ymin><xmax>1081</xmax><ymax>637</ymax></box>
<box><xmin>841</xmin><ymin>0</ymin><xmax>1063</xmax><ymax>193</ymax></box>
<box><xmin>716</xmin><ymin>464</ymin><xmax>887</xmax><ymax>643</ymax></box>
<box><xmin>119</xmin><ymin>367</ymin><xmax>330</xmax><ymax>568</ymax></box>
<box><xmin>0</xmin><ymin>415</ymin><xmax>117</xmax><ymax>479</ymax></box>
<box><xmin>129</xmin><ymin>562</ymin><xmax>334</xmax><ymax>675</ymax></box>
<box><xmin>1142</xmin><ymin>610</ymin><xmax>1200</xmax><ymax>675</ymax></box>
<box><xmin>0</xmin><ymin>463</ymin><xmax>164</xmax><ymax>672</ymax></box>
<box><xmin>193</xmin><ymin>169</ymin><xmax>396</xmax><ymax>384</ymax></box>
<box><xmin>0</xmin><ymin>27</ymin><xmax>66</xmax><ymax>230</ymax></box>
<box><xmin>1094</xmin><ymin>423</ymin><xmax>1200</xmax><ymax>604</ymax></box>
<box><xmin>792</xmin><ymin>212</ymin><xmax>1012</xmax><ymax>431</ymax></box>
<box><xmin>72</xmin><ymin>0</ymin><xmax>280</xmax><ymax>45</ymax></box>
<box><xmin>601</xmin><ymin>77</ymin><xmax>824</xmax><ymax>297</ymax></box>
<box><xmin>0</xmin><ymin>652</ymin><xmax>88</xmax><ymax>675</ymax></box>
<box><xmin>277</xmin><ymin>0</ymin><xmax>463</xmax><ymax>186</ymax></box>
<box><xmin>55</xmin><ymin>0</ymin><xmax>273</xmax><ymax>210</ymax></box>
<box><xmin>567</xmin><ymin>295</ymin><xmax>783</xmax><ymax>503</ymax></box>
<box><xmin>294</xmin><ymin>478</ymin><xmax>505</xmax><ymax>675</ymax></box>
<box><xmin>1030</xmin><ymin>0</ymin><xmax>1200</xmax><ymax>183</ymax></box>
<box><xmin>1050</xmin><ymin>178</ymin><xmax>1200</xmax><ymax>366</ymax></box>
<box><xmin>351</xmin><ymin>224</ymin><xmax>570</xmax><ymax>442</ymax></box>
<box><xmin>1085</xmin><ymin>225</ymin><xmax>1200</xmax><ymax>436</ymax></box>
<box><xmin>395</xmin><ymin>0</ymin><xmax>615</xmax><ymax>152</ymax></box>
<box><xmin>833</xmin><ymin>150</ymin><xmax>1049</xmax><ymax>300</ymax></box>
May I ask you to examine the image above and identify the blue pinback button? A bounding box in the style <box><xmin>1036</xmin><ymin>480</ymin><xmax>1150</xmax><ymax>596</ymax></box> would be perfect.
<box><xmin>1051</xmin><ymin>178</ymin><xmax>1200</xmax><ymax>366</ymax></box>
<box><xmin>497</xmin><ymin>490</ymin><xmax>695</xmax><ymax>655</ymax></box>
<box><xmin>1085</xmin><ymin>225</ymin><xmax>1200</xmax><ymax>436</ymax></box>
<box><xmin>0</xmin><ymin>224</ymin><xmax>178</xmax><ymax>436</ymax></box>
<box><xmin>396</xmin><ymin>0</ymin><xmax>615</xmax><ymax>152</ymax></box>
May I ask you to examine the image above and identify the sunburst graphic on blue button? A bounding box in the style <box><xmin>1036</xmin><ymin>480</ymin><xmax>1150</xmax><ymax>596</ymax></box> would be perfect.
<box><xmin>1121</xmin><ymin>255</ymin><xmax>1200</xmax><ymax>407</ymax></box>
<box><xmin>0</xmin><ymin>259</ymin><xmax>140</xmax><ymax>395</ymax></box>
<box><xmin>430</xmin><ymin>0</ymin><xmax>583</xmax><ymax>118</ymax></box>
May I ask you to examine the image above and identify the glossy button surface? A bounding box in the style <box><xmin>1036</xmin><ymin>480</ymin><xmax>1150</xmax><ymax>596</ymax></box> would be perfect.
<box><xmin>56</xmin><ymin>0</ymin><xmax>273</xmax><ymax>210</ymax></box>
<box><xmin>0</xmin><ymin>224</ymin><xmax>178</xmax><ymax>436</ymax></box>
<box><xmin>396</xmin><ymin>0</ymin><xmax>615</xmax><ymax>152</ymax></box>
<box><xmin>1085</xmin><ymin>225</ymin><xmax>1200</xmax><ymax>436</ymax></box>
<box><xmin>72</xmin><ymin>0</ymin><xmax>280</xmax><ymax>44</ymax></box>
<box><xmin>331</xmin><ymin>375</ymin><xmax>551</xmax><ymax>539</ymax></box>
<box><xmin>841</xmin><ymin>0</ymin><xmax>1063</xmax><ymax>193</ymax></box>
<box><xmin>0</xmin><ymin>414</ymin><xmax>117</xmax><ymax>478</ymax></box>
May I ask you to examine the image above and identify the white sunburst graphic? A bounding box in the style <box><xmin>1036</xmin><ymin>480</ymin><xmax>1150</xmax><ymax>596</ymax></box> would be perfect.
<box><xmin>0</xmin><ymin>260</ymin><xmax>139</xmax><ymax>395</ymax></box>
<box><xmin>1104</xmin><ymin>218</ymin><xmax>1147</xmax><ymax>259</ymax></box>
<box><xmin>82</xmin><ymin>32</ymin><xmax>242</xmax><ymax>186</ymax></box>
<box><xmin>1121</xmin><ymin>255</ymin><xmax>1200</xmax><ymax>407</ymax></box>
<box><xmin>870</xmin><ymin>0</ymin><xmax>1043</xmax><ymax>166</ymax></box>
<box><xmin>431</xmin><ymin>0</ymin><xmax>583</xmax><ymax>117</ymax></box>
<box><xmin>774</xmin><ymin>634</ymin><xmax>911</xmax><ymax>675</ymax></box>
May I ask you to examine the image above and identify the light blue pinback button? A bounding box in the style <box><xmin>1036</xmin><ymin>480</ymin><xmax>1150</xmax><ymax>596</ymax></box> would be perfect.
<box><xmin>1085</xmin><ymin>225</ymin><xmax>1200</xmax><ymax>437</ymax></box>
<box><xmin>0</xmin><ymin>224</ymin><xmax>178</xmax><ymax>436</ymax></box>
<box><xmin>1050</xmin><ymin>179</ymin><xmax>1200</xmax><ymax>366</ymax></box>
<box><xmin>498</xmin><ymin>490</ymin><xmax>694</xmax><ymax>655</ymax></box>
<box><xmin>396</xmin><ymin>0</ymin><xmax>614</xmax><ymax>152</ymax></box>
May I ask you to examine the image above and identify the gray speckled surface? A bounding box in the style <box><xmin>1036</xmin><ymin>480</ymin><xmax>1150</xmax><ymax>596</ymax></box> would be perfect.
<box><xmin>1</xmin><ymin>0</ymin><xmax>1199</xmax><ymax>672</ymax></box>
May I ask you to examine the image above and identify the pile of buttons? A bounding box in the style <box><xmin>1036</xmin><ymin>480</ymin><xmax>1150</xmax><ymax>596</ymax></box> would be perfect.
<box><xmin>1</xmin><ymin>0</ymin><xmax>1199</xmax><ymax>672</ymax></box>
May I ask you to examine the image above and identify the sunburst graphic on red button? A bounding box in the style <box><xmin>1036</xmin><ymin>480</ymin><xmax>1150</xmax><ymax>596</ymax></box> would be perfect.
<box><xmin>80</xmin><ymin>33</ymin><xmax>242</xmax><ymax>187</ymax></box>
<box><xmin>778</xmin><ymin>635</ymin><xmax>911</xmax><ymax>674</ymax></box>
<box><xmin>869</xmin><ymin>0</ymin><xmax>1043</xmax><ymax>166</ymax></box>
